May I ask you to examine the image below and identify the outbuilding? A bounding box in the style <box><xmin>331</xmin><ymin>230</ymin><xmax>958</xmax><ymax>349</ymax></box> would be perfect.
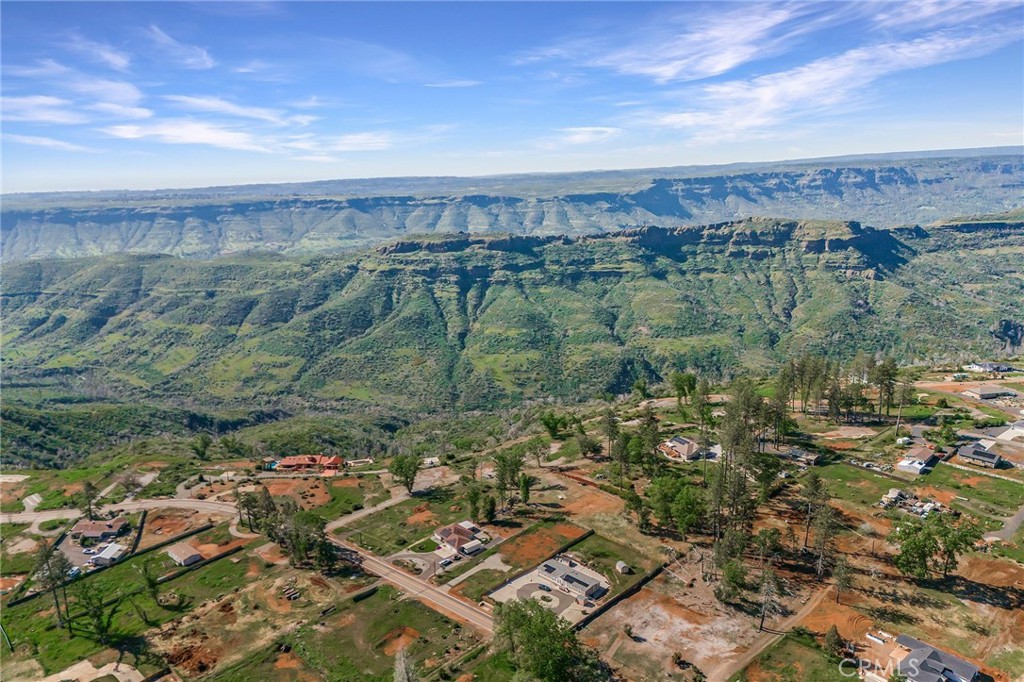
<box><xmin>166</xmin><ymin>542</ymin><xmax>203</xmax><ymax>566</ymax></box>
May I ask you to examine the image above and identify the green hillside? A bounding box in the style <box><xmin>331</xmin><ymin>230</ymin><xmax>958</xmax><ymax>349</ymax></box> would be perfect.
<box><xmin>2</xmin><ymin>217</ymin><xmax>1022</xmax><ymax>429</ymax></box>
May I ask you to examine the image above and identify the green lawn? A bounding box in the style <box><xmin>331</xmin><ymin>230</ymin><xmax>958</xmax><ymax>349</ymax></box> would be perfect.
<box><xmin>345</xmin><ymin>487</ymin><xmax>467</xmax><ymax>555</ymax></box>
<box><xmin>815</xmin><ymin>463</ymin><xmax>894</xmax><ymax>507</ymax></box>
<box><xmin>920</xmin><ymin>464</ymin><xmax>1024</xmax><ymax>515</ymax></box>
<box><xmin>730</xmin><ymin>634</ymin><xmax>846</xmax><ymax>682</ymax></box>
<box><xmin>569</xmin><ymin>534</ymin><xmax>653</xmax><ymax>596</ymax></box>
<box><xmin>314</xmin><ymin>476</ymin><xmax>386</xmax><ymax>520</ymax></box>
<box><xmin>1</xmin><ymin>550</ymin><xmax>252</xmax><ymax>675</ymax></box>
<box><xmin>278</xmin><ymin>585</ymin><xmax>476</xmax><ymax>681</ymax></box>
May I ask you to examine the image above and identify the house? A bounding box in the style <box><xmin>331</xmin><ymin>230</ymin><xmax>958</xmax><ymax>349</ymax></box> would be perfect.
<box><xmin>70</xmin><ymin>517</ymin><xmax>128</xmax><ymax>543</ymax></box>
<box><xmin>893</xmin><ymin>635</ymin><xmax>979</xmax><ymax>682</ymax></box>
<box><xmin>433</xmin><ymin>521</ymin><xmax>486</xmax><ymax>555</ymax></box>
<box><xmin>93</xmin><ymin>543</ymin><xmax>127</xmax><ymax>566</ymax></box>
<box><xmin>957</xmin><ymin>443</ymin><xmax>1002</xmax><ymax>469</ymax></box>
<box><xmin>658</xmin><ymin>436</ymin><xmax>702</xmax><ymax>461</ymax></box>
<box><xmin>275</xmin><ymin>454</ymin><xmax>344</xmax><ymax>472</ymax></box>
<box><xmin>539</xmin><ymin>559</ymin><xmax>605</xmax><ymax>599</ymax></box>
<box><xmin>965</xmin><ymin>362</ymin><xmax>1016</xmax><ymax>374</ymax></box>
<box><xmin>898</xmin><ymin>445</ymin><xmax>938</xmax><ymax>475</ymax></box>
<box><xmin>788</xmin><ymin>448</ymin><xmax>822</xmax><ymax>466</ymax></box>
<box><xmin>962</xmin><ymin>385</ymin><xmax>1017</xmax><ymax>400</ymax></box>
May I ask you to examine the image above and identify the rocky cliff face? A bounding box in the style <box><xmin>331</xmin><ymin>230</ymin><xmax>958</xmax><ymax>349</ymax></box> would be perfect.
<box><xmin>3</xmin><ymin>155</ymin><xmax>1021</xmax><ymax>261</ymax></box>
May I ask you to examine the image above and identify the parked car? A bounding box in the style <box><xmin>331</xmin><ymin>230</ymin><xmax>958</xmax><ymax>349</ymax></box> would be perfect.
<box><xmin>537</xmin><ymin>584</ymin><xmax>551</xmax><ymax>592</ymax></box>
<box><xmin>439</xmin><ymin>558</ymin><xmax>453</xmax><ymax>567</ymax></box>
<box><xmin>83</xmin><ymin>548</ymin><xmax>96</xmax><ymax>555</ymax></box>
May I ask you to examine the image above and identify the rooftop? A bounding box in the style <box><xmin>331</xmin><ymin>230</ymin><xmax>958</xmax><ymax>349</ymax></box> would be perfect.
<box><xmin>895</xmin><ymin>635</ymin><xmax>979</xmax><ymax>682</ymax></box>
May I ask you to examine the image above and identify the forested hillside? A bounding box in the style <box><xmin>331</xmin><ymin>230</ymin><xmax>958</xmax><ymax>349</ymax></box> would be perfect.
<box><xmin>3</xmin><ymin>216</ymin><xmax>1022</xmax><ymax>418</ymax></box>
<box><xmin>2</xmin><ymin>152</ymin><xmax>1021</xmax><ymax>261</ymax></box>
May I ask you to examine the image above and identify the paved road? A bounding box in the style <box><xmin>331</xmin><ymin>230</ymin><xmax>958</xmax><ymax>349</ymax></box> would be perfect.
<box><xmin>330</xmin><ymin>537</ymin><xmax>494</xmax><ymax>635</ymax></box>
<box><xmin>1</xmin><ymin>498</ymin><xmax>238</xmax><ymax>525</ymax></box>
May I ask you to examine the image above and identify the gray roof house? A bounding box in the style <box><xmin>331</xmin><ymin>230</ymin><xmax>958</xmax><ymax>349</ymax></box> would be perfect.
<box><xmin>895</xmin><ymin>635</ymin><xmax>979</xmax><ymax>682</ymax></box>
<box><xmin>956</xmin><ymin>443</ymin><xmax>1002</xmax><ymax>468</ymax></box>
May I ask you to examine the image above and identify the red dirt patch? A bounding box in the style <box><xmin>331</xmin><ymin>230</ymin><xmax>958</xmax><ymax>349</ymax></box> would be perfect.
<box><xmin>264</xmin><ymin>478</ymin><xmax>330</xmax><ymax>510</ymax></box>
<box><xmin>407</xmin><ymin>503</ymin><xmax>437</xmax><ymax>526</ymax></box>
<box><xmin>167</xmin><ymin>643</ymin><xmax>221</xmax><ymax>675</ymax></box>
<box><xmin>799</xmin><ymin>597</ymin><xmax>873</xmax><ymax>642</ymax></box>
<box><xmin>274</xmin><ymin>650</ymin><xmax>302</xmax><ymax>669</ymax></box>
<box><xmin>916</xmin><ymin>486</ymin><xmax>957</xmax><ymax>505</ymax></box>
<box><xmin>559</xmin><ymin>482</ymin><xmax>624</xmax><ymax>516</ymax></box>
<box><xmin>0</xmin><ymin>575</ymin><xmax>26</xmax><ymax>591</ymax></box>
<box><xmin>332</xmin><ymin>477</ymin><xmax>361</xmax><ymax>488</ymax></box>
<box><xmin>826</xmin><ymin>440</ymin><xmax>859</xmax><ymax>451</ymax></box>
<box><xmin>500</xmin><ymin>522</ymin><xmax>588</xmax><ymax>569</ymax></box>
<box><xmin>62</xmin><ymin>482</ymin><xmax>84</xmax><ymax>497</ymax></box>
<box><xmin>381</xmin><ymin>626</ymin><xmax>420</xmax><ymax>656</ymax></box>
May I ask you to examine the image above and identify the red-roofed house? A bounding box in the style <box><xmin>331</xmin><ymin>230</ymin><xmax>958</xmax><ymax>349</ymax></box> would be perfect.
<box><xmin>275</xmin><ymin>455</ymin><xmax>344</xmax><ymax>472</ymax></box>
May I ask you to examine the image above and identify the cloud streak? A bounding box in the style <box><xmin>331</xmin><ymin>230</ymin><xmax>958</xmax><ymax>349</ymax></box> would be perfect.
<box><xmin>67</xmin><ymin>34</ymin><xmax>132</xmax><ymax>71</ymax></box>
<box><xmin>5</xmin><ymin>133</ymin><xmax>98</xmax><ymax>152</ymax></box>
<box><xmin>648</xmin><ymin>26</ymin><xmax>1023</xmax><ymax>140</ymax></box>
<box><xmin>3</xmin><ymin>96</ymin><xmax>87</xmax><ymax>124</ymax></box>
<box><xmin>146</xmin><ymin>25</ymin><xmax>215</xmax><ymax>69</ymax></box>
<box><xmin>102</xmin><ymin>119</ymin><xmax>266</xmax><ymax>151</ymax></box>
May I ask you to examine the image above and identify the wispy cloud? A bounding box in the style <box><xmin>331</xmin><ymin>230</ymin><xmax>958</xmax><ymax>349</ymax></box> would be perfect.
<box><xmin>101</xmin><ymin>119</ymin><xmax>266</xmax><ymax>151</ymax></box>
<box><xmin>323</xmin><ymin>38</ymin><xmax>430</xmax><ymax>83</ymax></box>
<box><xmin>3</xmin><ymin>59</ymin><xmax>71</xmax><ymax>78</ymax></box>
<box><xmin>145</xmin><ymin>25</ymin><xmax>215</xmax><ymax>69</ymax></box>
<box><xmin>557</xmin><ymin>126</ymin><xmax>621</xmax><ymax>145</ymax></box>
<box><xmin>3</xmin><ymin>96</ymin><xmax>87</xmax><ymax>124</ymax></box>
<box><xmin>328</xmin><ymin>132</ymin><xmax>393</xmax><ymax>151</ymax></box>
<box><xmin>5</xmin><ymin>133</ymin><xmax>99</xmax><ymax>152</ymax></box>
<box><xmin>873</xmin><ymin>0</ymin><xmax>1015</xmax><ymax>30</ymax></box>
<box><xmin>67</xmin><ymin>77</ymin><xmax>143</xmax><ymax>106</ymax></box>
<box><xmin>518</xmin><ymin>3</ymin><xmax>852</xmax><ymax>84</ymax></box>
<box><xmin>67</xmin><ymin>34</ymin><xmax>131</xmax><ymax>72</ymax></box>
<box><xmin>164</xmin><ymin>94</ymin><xmax>289</xmax><ymax>124</ymax></box>
<box><xmin>648</xmin><ymin>26</ymin><xmax>1023</xmax><ymax>140</ymax></box>
<box><xmin>88</xmin><ymin>102</ymin><xmax>153</xmax><ymax>119</ymax></box>
<box><xmin>424</xmin><ymin>79</ymin><xmax>482</xmax><ymax>88</ymax></box>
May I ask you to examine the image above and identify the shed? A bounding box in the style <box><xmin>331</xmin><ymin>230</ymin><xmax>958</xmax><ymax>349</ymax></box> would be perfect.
<box><xmin>615</xmin><ymin>561</ymin><xmax>631</xmax><ymax>575</ymax></box>
<box><xmin>166</xmin><ymin>542</ymin><xmax>203</xmax><ymax>566</ymax></box>
<box><xmin>94</xmin><ymin>543</ymin><xmax>126</xmax><ymax>566</ymax></box>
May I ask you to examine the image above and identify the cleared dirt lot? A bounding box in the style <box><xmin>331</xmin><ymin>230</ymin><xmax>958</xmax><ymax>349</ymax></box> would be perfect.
<box><xmin>138</xmin><ymin>508</ymin><xmax>231</xmax><ymax>550</ymax></box>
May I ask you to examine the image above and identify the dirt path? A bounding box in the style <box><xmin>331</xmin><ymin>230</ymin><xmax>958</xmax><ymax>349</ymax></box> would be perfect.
<box><xmin>706</xmin><ymin>584</ymin><xmax>831</xmax><ymax>682</ymax></box>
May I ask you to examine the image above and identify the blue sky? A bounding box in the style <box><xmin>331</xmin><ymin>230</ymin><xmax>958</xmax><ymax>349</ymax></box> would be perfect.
<box><xmin>2</xmin><ymin>1</ymin><xmax>1022</xmax><ymax>192</ymax></box>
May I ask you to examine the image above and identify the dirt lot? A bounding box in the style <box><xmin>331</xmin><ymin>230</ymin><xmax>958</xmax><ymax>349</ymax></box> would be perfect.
<box><xmin>584</xmin><ymin>567</ymin><xmax>807</xmax><ymax>681</ymax></box>
<box><xmin>499</xmin><ymin>522</ymin><xmax>588</xmax><ymax>569</ymax></box>
<box><xmin>242</xmin><ymin>478</ymin><xmax>331</xmax><ymax>510</ymax></box>
<box><xmin>151</xmin><ymin>567</ymin><xmax>340</xmax><ymax>678</ymax></box>
<box><xmin>138</xmin><ymin>508</ymin><xmax>231</xmax><ymax>550</ymax></box>
<box><xmin>821</xmin><ymin>426</ymin><xmax>877</xmax><ymax>439</ymax></box>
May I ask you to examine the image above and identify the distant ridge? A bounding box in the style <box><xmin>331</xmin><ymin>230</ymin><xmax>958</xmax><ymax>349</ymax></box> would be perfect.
<box><xmin>1</xmin><ymin>148</ymin><xmax>1021</xmax><ymax>261</ymax></box>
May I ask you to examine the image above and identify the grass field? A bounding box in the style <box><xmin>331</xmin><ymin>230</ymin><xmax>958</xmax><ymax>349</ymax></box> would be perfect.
<box><xmin>815</xmin><ymin>463</ymin><xmax>894</xmax><ymax>507</ymax></box>
<box><xmin>1</xmin><ymin>550</ymin><xmax>253</xmax><ymax>675</ymax></box>
<box><xmin>730</xmin><ymin>633</ymin><xmax>846</xmax><ymax>682</ymax></box>
<box><xmin>569</xmin><ymin>533</ymin><xmax>653</xmax><ymax>596</ymax></box>
<box><xmin>346</xmin><ymin>487</ymin><xmax>467</xmax><ymax>555</ymax></box>
<box><xmin>920</xmin><ymin>465</ymin><xmax>1024</xmax><ymax>516</ymax></box>
<box><xmin>315</xmin><ymin>476</ymin><xmax>387</xmax><ymax>520</ymax></box>
<box><xmin>280</xmin><ymin>585</ymin><xmax>475</xmax><ymax>681</ymax></box>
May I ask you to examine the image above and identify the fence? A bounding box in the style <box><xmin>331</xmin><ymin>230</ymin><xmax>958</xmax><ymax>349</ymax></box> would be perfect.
<box><xmin>483</xmin><ymin>527</ymin><xmax>595</xmax><ymax>599</ymax></box>
<box><xmin>574</xmin><ymin>563</ymin><xmax>665</xmax><ymax>631</ymax></box>
<box><xmin>7</xmin><ymin>522</ymin><xmax>215</xmax><ymax>608</ymax></box>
